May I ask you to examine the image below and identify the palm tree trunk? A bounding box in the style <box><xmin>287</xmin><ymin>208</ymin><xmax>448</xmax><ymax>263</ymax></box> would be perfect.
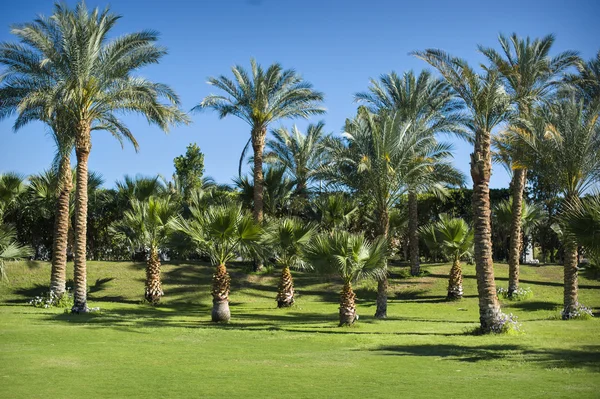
<box><xmin>252</xmin><ymin>126</ymin><xmax>266</xmax><ymax>272</ymax></box>
<box><xmin>145</xmin><ymin>246</ymin><xmax>163</xmax><ymax>305</ymax></box>
<box><xmin>470</xmin><ymin>129</ymin><xmax>503</xmax><ymax>333</ymax></box>
<box><xmin>212</xmin><ymin>263</ymin><xmax>231</xmax><ymax>322</ymax></box>
<box><xmin>276</xmin><ymin>265</ymin><xmax>295</xmax><ymax>308</ymax></box>
<box><xmin>562</xmin><ymin>238</ymin><xmax>579</xmax><ymax>319</ymax></box>
<box><xmin>447</xmin><ymin>256</ymin><xmax>463</xmax><ymax>300</ymax></box>
<box><xmin>408</xmin><ymin>189</ymin><xmax>420</xmax><ymax>276</ymax></box>
<box><xmin>72</xmin><ymin>124</ymin><xmax>91</xmax><ymax>313</ymax></box>
<box><xmin>50</xmin><ymin>155</ymin><xmax>72</xmax><ymax>297</ymax></box>
<box><xmin>375</xmin><ymin>207</ymin><xmax>389</xmax><ymax>319</ymax></box>
<box><xmin>339</xmin><ymin>282</ymin><xmax>357</xmax><ymax>326</ymax></box>
<box><xmin>508</xmin><ymin>168</ymin><xmax>526</xmax><ymax>297</ymax></box>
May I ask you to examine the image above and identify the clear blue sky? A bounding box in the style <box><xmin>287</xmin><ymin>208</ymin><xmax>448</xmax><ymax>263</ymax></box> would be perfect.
<box><xmin>1</xmin><ymin>0</ymin><xmax>599</xmax><ymax>188</ymax></box>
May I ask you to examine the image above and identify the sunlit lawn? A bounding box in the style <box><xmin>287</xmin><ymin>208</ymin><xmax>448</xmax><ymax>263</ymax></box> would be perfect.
<box><xmin>1</xmin><ymin>260</ymin><xmax>599</xmax><ymax>398</ymax></box>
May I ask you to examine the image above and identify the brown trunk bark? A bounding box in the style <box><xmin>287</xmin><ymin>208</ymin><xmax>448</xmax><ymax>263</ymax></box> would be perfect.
<box><xmin>212</xmin><ymin>263</ymin><xmax>231</xmax><ymax>322</ymax></box>
<box><xmin>276</xmin><ymin>265</ymin><xmax>295</xmax><ymax>308</ymax></box>
<box><xmin>562</xmin><ymin>239</ymin><xmax>579</xmax><ymax>319</ymax></box>
<box><xmin>72</xmin><ymin>122</ymin><xmax>91</xmax><ymax>313</ymax></box>
<box><xmin>252</xmin><ymin>126</ymin><xmax>266</xmax><ymax>272</ymax></box>
<box><xmin>447</xmin><ymin>256</ymin><xmax>463</xmax><ymax>300</ymax></box>
<box><xmin>508</xmin><ymin>168</ymin><xmax>527</xmax><ymax>296</ymax></box>
<box><xmin>470</xmin><ymin>129</ymin><xmax>503</xmax><ymax>332</ymax></box>
<box><xmin>145</xmin><ymin>247</ymin><xmax>163</xmax><ymax>305</ymax></box>
<box><xmin>408</xmin><ymin>190</ymin><xmax>420</xmax><ymax>276</ymax></box>
<box><xmin>50</xmin><ymin>155</ymin><xmax>72</xmax><ymax>296</ymax></box>
<box><xmin>339</xmin><ymin>282</ymin><xmax>357</xmax><ymax>326</ymax></box>
<box><xmin>374</xmin><ymin>207</ymin><xmax>389</xmax><ymax>319</ymax></box>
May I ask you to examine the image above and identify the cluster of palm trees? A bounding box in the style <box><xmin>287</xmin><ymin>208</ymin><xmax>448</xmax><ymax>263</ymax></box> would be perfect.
<box><xmin>1</xmin><ymin>1</ymin><xmax>599</xmax><ymax>332</ymax></box>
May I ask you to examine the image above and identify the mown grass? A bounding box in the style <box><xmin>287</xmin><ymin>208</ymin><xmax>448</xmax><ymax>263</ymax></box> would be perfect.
<box><xmin>1</xmin><ymin>260</ymin><xmax>599</xmax><ymax>398</ymax></box>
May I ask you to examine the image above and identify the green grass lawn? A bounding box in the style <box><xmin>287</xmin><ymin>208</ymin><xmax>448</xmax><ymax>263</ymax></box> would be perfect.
<box><xmin>1</xmin><ymin>260</ymin><xmax>599</xmax><ymax>398</ymax></box>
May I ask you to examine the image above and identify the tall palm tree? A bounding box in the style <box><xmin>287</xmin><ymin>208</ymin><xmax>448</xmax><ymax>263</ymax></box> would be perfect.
<box><xmin>264</xmin><ymin>122</ymin><xmax>329</xmax><ymax>196</ymax></box>
<box><xmin>480</xmin><ymin>33</ymin><xmax>578</xmax><ymax>297</ymax></box>
<box><xmin>196</xmin><ymin>58</ymin><xmax>325</xmax><ymax>226</ymax></box>
<box><xmin>319</xmin><ymin>108</ymin><xmax>425</xmax><ymax>318</ymax></box>
<box><xmin>420</xmin><ymin>214</ymin><xmax>474</xmax><ymax>300</ymax></box>
<box><xmin>174</xmin><ymin>204</ymin><xmax>262</xmax><ymax>322</ymax></box>
<box><xmin>566</xmin><ymin>50</ymin><xmax>600</xmax><ymax>107</ymax></box>
<box><xmin>414</xmin><ymin>49</ymin><xmax>512</xmax><ymax>333</ymax></box>
<box><xmin>263</xmin><ymin>218</ymin><xmax>317</xmax><ymax>307</ymax></box>
<box><xmin>355</xmin><ymin>70</ymin><xmax>465</xmax><ymax>276</ymax></box>
<box><xmin>304</xmin><ymin>231</ymin><xmax>387</xmax><ymax>326</ymax></box>
<box><xmin>0</xmin><ymin>223</ymin><xmax>34</xmax><ymax>281</ymax></box>
<box><xmin>0</xmin><ymin>2</ymin><xmax>188</xmax><ymax>312</ymax></box>
<box><xmin>516</xmin><ymin>98</ymin><xmax>600</xmax><ymax>318</ymax></box>
<box><xmin>111</xmin><ymin>196</ymin><xmax>177</xmax><ymax>304</ymax></box>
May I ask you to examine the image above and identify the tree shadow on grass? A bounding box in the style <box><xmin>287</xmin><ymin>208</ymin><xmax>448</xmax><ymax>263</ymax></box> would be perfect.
<box><xmin>504</xmin><ymin>301</ymin><xmax>560</xmax><ymax>312</ymax></box>
<box><xmin>373</xmin><ymin>344</ymin><xmax>600</xmax><ymax>370</ymax></box>
<box><xmin>427</xmin><ymin>273</ymin><xmax>600</xmax><ymax>290</ymax></box>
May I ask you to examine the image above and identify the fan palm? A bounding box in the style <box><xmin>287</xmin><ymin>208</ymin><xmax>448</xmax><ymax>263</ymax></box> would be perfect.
<box><xmin>481</xmin><ymin>33</ymin><xmax>578</xmax><ymax>297</ymax></box>
<box><xmin>0</xmin><ymin>2</ymin><xmax>188</xmax><ymax>312</ymax></box>
<box><xmin>319</xmin><ymin>108</ymin><xmax>425</xmax><ymax>318</ymax></box>
<box><xmin>0</xmin><ymin>223</ymin><xmax>34</xmax><ymax>281</ymax></box>
<box><xmin>315</xmin><ymin>193</ymin><xmax>358</xmax><ymax>232</ymax></box>
<box><xmin>560</xmin><ymin>194</ymin><xmax>600</xmax><ymax>267</ymax></box>
<box><xmin>265</xmin><ymin>121</ymin><xmax>329</xmax><ymax>196</ymax></box>
<box><xmin>355</xmin><ymin>70</ymin><xmax>465</xmax><ymax>276</ymax></box>
<box><xmin>116</xmin><ymin>175</ymin><xmax>166</xmax><ymax>202</ymax></box>
<box><xmin>111</xmin><ymin>196</ymin><xmax>177</xmax><ymax>304</ymax></box>
<box><xmin>262</xmin><ymin>218</ymin><xmax>317</xmax><ymax>307</ymax></box>
<box><xmin>420</xmin><ymin>215</ymin><xmax>474</xmax><ymax>300</ymax></box>
<box><xmin>304</xmin><ymin>231</ymin><xmax>387</xmax><ymax>326</ymax></box>
<box><xmin>515</xmin><ymin>98</ymin><xmax>600</xmax><ymax>318</ymax></box>
<box><xmin>0</xmin><ymin>173</ymin><xmax>27</xmax><ymax>221</ymax></box>
<box><xmin>195</xmin><ymin>58</ymin><xmax>325</xmax><ymax>225</ymax></box>
<box><xmin>414</xmin><ymin>49</ymin><xmax>512</xmax><ymax>332</ymax></box>
<box><xmin>174</xmin><ymin>204</ymin><xmax>262</xmax><ymax>322</ymax></box>
<box><xmin>234</xmin><ymin>166</ymin><xmax>295</xmax><ymax>218</ymax></box>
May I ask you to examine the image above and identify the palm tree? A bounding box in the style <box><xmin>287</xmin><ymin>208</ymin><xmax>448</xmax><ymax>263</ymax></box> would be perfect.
<box><xmin>304</xmin><ymin>231</ymin><xmax>387</xmax><ymax>326</ymax></box>
<box><xmin>264</xmin><ymin>121</ymin><xmax>329</xmax><ymax>196</ymax></box>
<box><xmin>0</xmin><ymin>2</ymin><xmax>188</xmax><ymax>312</ymax></box>
<box><xmin>174</xmin><ymin>204</ymin><xmax>262</xmax><ymax>322</ymax></box>
<box><xmin>196</xmin><ymin>58</ymin><xmax>325</xmax><ymax>226</ymax></box>
<box><xmin>319</xmin><ymin>108</ymin><xmax>425</xmax><ymax>318</ymax></box>
<box><xmin>566</xmin><ymin>50</ymin><xmax>600</xmax><ymax>107</ymax></box>
<box><xmin>560</xmin><ymin>193</ymin><xmax>600</xmax><ymax>267</ymax></box>
<box><xmin>263</xmin><ymin>218</ymin><xmax>317</xmax><ymax>307</ymax></box>
<box><xmin>355</xmin><ymin>70</ymin><xmax>465</xmax><ymax>276</ymax></box>
<box><xmin>234</xmin><ymin>166</ymin><xmax>295</xmax><ymax>218</ymax></box>
<box><xmin>414</xmin><ymin>49</ymin><xmax>512</xmax><ymax>332</ymax></box>
<box><xmin>515</xmin><ymin>98</ymin><xmax>600</xmax><ymax>318</ymax></box>
<box><xmin>0</xmin><ymin>173</ymin><xmax>27</xmax><ymax>221</ymax></box>
<box><xmin>480</xmin><ymin>33</ymin><xmax>578</xmax><ymax>297</ymax></box>
<box><xmin>0</xmin><ymin>223</ymin><xmax>34</xmax><ymax>281</ymax></box>
<box><xmin>111</xmin><ymin>196</ymin><xmax>177</xmax><ymax>304</ymax></box>
<box><xmin>420</xmin><ymin>214</ymin><xmax>474</xmax><ymax>300</ymax></box>
<box><xmin>116</xmin><ymin>175</ymin><xmax>166</xmax><ymax>203</ymax></box>
<box><xmin>315</xmin><ymin>193</ymin><xmax>358</xmax><ymax>232</ymax></box>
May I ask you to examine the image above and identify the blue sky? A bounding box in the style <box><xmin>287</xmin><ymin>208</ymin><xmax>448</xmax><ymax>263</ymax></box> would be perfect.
<box><xmin>1</xmin><ymin>0</ymin><xmax>599</xmax><ymax>188</ymax></box>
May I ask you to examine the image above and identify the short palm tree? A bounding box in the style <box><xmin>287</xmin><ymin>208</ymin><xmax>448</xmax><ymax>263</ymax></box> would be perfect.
<box><xmin>234</xmin><ymin>166</ymin><xmax>295</xmax><ymax>218</ymax></box>
<box><xmin>264</xmin><ymin>121</ymin><xmax>329</xmax><ymax>196</ymax></box>
<box><xmin>414</xmin><ymin>49</ymin><xmax>512</xmax><ymax>332</ymax></box>
<box><xmin>560</xmin><ymin>194</ymin><xmax>600</xmax><ymax>267</ymax></box>
<box><xmin>420</xmin><ymin>214</ymin><xmax>474</xmax><ymax>300</ymax></box>
<box><xmin>116</xmin><ymin>175</ymin><xmax>167</xmax><ymax>203</ymax></box>
<box><xmin>0</xmin><ymin>173</ymin><xmax>27</xmax><ymax>221</ymax></box>
<box><xmin>315</xmin><ymin>193</ymin><xmax>358</xmax><ymax>232</ymax></box>
<box><xmin>516</xmin><ymin>98</ymin><xmax>600</xmax><ymax>318</ymax></box>
<box><xmin>196</xmin><ymin>58</ymin><xmax>325</xmax><ymax>225</ymax></box>
<box><xmin>0</xmin><ymin>2</ymin><xmax>188</xmax><ymax>312</ymax></box>
<box><xmin>319</xmin><ymin>108</ymin><xmax>422</xmax><ymax>319</ymax></box>
<box><xmin>481</xmin><ymin>33</ymin><xmax>578</xmax><ymax>297</ymax></box>
<box><xmin>174</xmin><ymin>204</ymin><xmax>262</xmax><ymax>322</ymax></box>
<box><xmin>0</xmin><ymin>223</ymin><xmax>33</xmax><ymax>281</ymax></box>
<box><xmin>304</xmin><ymin>231</ymin><xmax>387</xmax><ymax>326</ymax></box>
<box><xmin>355</xmin><ymin>70</ymin><xmax>465</xmax><ymax>276</ymax></box>
<box><xmin>111</xmin><ymin>196</ymin><xmax>178</xmax><ymax>304</ymax></box>
<box><xmin>262</xmin><ymin>218</ymin><xmax>317</xmax><ymax>307</ymax></box>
